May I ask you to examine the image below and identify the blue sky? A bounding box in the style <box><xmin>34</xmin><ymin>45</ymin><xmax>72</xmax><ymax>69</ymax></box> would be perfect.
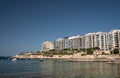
<box><xmin>0</xmin><ymin>0</ymin><xmax>120</xmax><ymax>56</ymax></box>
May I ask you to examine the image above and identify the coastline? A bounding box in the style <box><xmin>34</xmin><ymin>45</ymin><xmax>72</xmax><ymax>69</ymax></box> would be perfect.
<box><xmin>13</xmin><ymin>53</ymin><xmax>120</xmax><ymax>62</ymax></box>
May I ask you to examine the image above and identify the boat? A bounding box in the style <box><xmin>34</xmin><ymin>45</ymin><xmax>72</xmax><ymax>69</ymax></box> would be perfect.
<box><xmin>12</xmin><ymin>58</ymin><xmax>17</xmax><ymax>61</ymax></box>
<box><xmin>39</xmin><ymin>59</ymin><xmax>44</xmax><ymax>61</ymax></box>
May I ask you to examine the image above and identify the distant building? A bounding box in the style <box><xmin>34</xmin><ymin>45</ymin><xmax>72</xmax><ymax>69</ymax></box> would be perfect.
<box><xmin>42</xmin><ymin>29</ymin><xmax>120</xmax><ymax>52</ymax></box>
<box><xmin>42</xmin><ymin>41</ymin><xmax>54</xmax><ymax>51</ymax></box>
<box><xmin>54</xmin><ymin>36</ymin><xmax>82</xmax><ymax>51</ymax></box>
<box><xmin>83</xmin><ymin>32</ymin><xmax>109</xmax><ymax>50</ymax></box>
<box><xmin>95</xmin><ymin>32</ymin><xmax>109</xmax><ymax>50</ymax></box>
<box><xmin>68</xmin><ymin>35</ymin><xmax>82</xmax><ymax>50</ymax></box>
<box><xmin>83</xmin><ymin>33</ymin><xmax>96</xmax><ymax>49</ymax></box>
<box><xmin>54</xmin><ymin>37</ymin><xmax>69</xmax><ymax>51</ymax></box>
<box><xmin>108</xmin><ymin>30</ymin><xmax>120</xmax><ymax>50</ymax></box>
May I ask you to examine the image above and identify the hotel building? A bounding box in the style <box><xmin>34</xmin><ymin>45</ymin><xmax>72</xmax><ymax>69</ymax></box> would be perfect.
<box><xmin>54</xmin><ymin>37</ymin><xmax>69</xmax><ymax>51</ymax></box>
<box><xmin>95</xmin><ymin>32</ymin><xmax>109</xmax><ymax>50</ymax></box>
<box><xmin>68</xmin><ymin>35</ymin><xmax>82</xmax><ymax>50</ymax></box>
<box><xmin>42</xmin><ymin>41</ymin><xmax>54</xmax><ymax>51</ymax></box>
<box><xmin>43</xmin><ymin>29</ymin><xmax>120</xmax><ymax>52</ymax></box>
<box><xmin>83</xmin><ymin>32</ymin><xmax>109</xmax><ymax>50</ymax></box>
<box><xmin>54</xmin><ymin>36</ymin><xmax>82</xmax><ymax>51</ymax></box>
<box><xmin>83</xmin><ymin>33</ymin><xmax>96</xmax><ymax>49</ymax></box>
<box><xmin>108</xmin><ymin>30</ymin><xmax>120</xmax><ymax>50</ymax></box>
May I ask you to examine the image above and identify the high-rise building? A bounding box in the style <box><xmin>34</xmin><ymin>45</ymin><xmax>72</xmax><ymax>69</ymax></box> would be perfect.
<box><xmin>54</xmin><ymin>36</ymin><xmax>82</xmax><ymax>51</ymax></box>
<box><xmin>108</xmin><ymin>30</ymin><xmax>120</xmax><ymax>50</ymax></box>
<box><xmin>42</xmin><ymin>41</ymin><xmax>54</xmax><ymax>51</ymax></box>
<box><xmin>95</xmin><ymin>32</ymin><xmax>109</xmax><ymax>50</ymax></box>
<box><xmin>68</xmin><ymin>35</ymin><xmax>82</xmax><ymax>50</ymax></box>
<box><xmin>83</xmin><ymin>32</ymin><xmax>109</xmax><ymax>50</ymax></box>
<box><xmin>83</xmin><ymin>33</ymin><xmax>96</xmax><ymax>49</ymax></box>
<box><xmin>54</xmin><ymin>37</ymin><xmax>69</xmax><ymax>51</ymax></box>
<box><xmin>42</xmin><ymin>29</ymin><xmax>120</xmax><ymax>52</ymax></box>
<box><xmin>54</xmin><ymin>38</ymin><xmax>64</xmax><ymax>51</ymax></box>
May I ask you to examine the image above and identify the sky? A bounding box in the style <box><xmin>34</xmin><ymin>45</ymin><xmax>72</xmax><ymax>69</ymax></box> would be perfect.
<box><xmin>0</xmin><ymin>0</ymin><xmax>120</xmax><ymax>56</ymax></box>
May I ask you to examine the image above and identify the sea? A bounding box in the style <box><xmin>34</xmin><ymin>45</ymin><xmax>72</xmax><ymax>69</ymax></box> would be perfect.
<box><xmin>0</xmin><ymin>58</ymin><xmax>120</xmax><ymax>78</ymax></box>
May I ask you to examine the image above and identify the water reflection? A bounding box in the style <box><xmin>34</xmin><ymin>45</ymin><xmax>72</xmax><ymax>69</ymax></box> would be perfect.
<box><xmin>117</xmin><ymin>65</ymin><xmax>120</xmax><ymax>78</ymax></box>
<box><xmin>0</xmin><ymin>59</ymin><xmax>120</xmax><ymax>78</ymax></box>
<box><xmin>40</xmin><ymin>59</ymin><xmax>120</xmax><ymax>78</ymax></box>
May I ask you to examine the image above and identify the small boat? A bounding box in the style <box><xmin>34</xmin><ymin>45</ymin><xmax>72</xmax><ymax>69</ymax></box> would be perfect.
<box><xmin>39</xmin><ymin>59</ymin><xmax>44</xmax><ymax>61</ymax></box>
<box><xmin>12</xmin><ymin>58</ymin><xmax>17</xmax><ymax>61</ymax></box>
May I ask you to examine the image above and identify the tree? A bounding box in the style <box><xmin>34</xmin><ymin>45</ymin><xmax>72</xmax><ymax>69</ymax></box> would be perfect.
<box><xmin>112</xmin><ymin>49</ymin><xmax>119</xmax><ymax>54</ymax></box>
<box><xmin>37</xmin><ymin>51</ymin><xmax>41</xmax><ymax>53</ymax></box>
<box><xmin>62</xmin><ymin>48</ymin><xmax>70</xmax><ymax>52</ymax></box>
<box><xmin>36</xmin><ymin>51</ymin><xmax>44</xmax><ymax>55</ymax></box>
<box><xmin>87</xmin><ymin>48</ymin><xmax>93</xmax><ymax>54</ymax></box>
<box><xmin>49</xmin><ymin>49</ymin><xmax>56</xmax><ymax>52</ymax></box>
<box><xmin>73</xmin><ymin>48</ymin><xmax>79</xmax><ymax>52</ymax></box>
<box><xmin>93</xmin><ymin>47</ymin><xmax>100</xmax><ymax>50</ymax></box>
<box><xmin>80</xmin><ymin>48</ymin><xmax>86</xmax><ymax>52</ymax></box>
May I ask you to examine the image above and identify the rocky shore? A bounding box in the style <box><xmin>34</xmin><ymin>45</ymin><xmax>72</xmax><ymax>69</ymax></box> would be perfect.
<box><xmin>14</xmin><ymin>53</ymin><xmax>120</xmax><ymax>62</ymax></box>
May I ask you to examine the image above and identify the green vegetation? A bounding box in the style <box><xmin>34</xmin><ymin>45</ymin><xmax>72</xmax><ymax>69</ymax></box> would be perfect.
<box><xmin>81</xmin><ymin>54</ymin><xmax>86</xmax><ymax>56</ymax></box>
<box><xmin>93</xmin><ymin>47</ymin><xmax>100</xmax><ymax>50</ymax></box>
<box><xmin>62</xmin><ymin>48</ymin><xmax>70</xmax><ymax>51</ymax></box>
<box><xmin>17</xmin><ymin>47</ymin><xmax>120</xmax><ymax>56</ymax></box>
<box><xmin>43</xmin><ymin>51</ymin><xmax>54</xmax><ymax>57</ymax></box>
<box><xmin>86</xmin><ymin>48</ymin><xmax>94</xmax><ymax>54</ymax></box>
<box><xmin>18</xmin><ymin>49</ymin><xmax>74</xmax><ymax>57</ymax></box>
<box><xmin>80</xmin><ymin>48</ymin><xmax>86</xmax><ymax>52</ymax></box>
<box><xmin>110</xmin><ymin>49</ymin><xmax>119</xmax><ymax>54</ymax></box>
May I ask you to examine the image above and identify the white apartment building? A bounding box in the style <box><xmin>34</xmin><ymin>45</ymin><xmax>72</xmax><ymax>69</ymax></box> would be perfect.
<box><xmin>83</xmin><ymin>32</ymin><xmax>109</xmax><ymax>50</ymax></box>
<box><xmin>108</xmin><ymin>30</ymin><xmax>120</xmax><ymax>50</ymax></box>
<box><xmin>68</xmin><ymin>35</ymin><xmax>82</xmax><ymax>50</ymax></box>
<box><xmin>54</xmin><ymin>37</ymin><xmax>69</xmax><ymax>51</ymax></box>
<box><xmin>83</xmin><ymin>33</ymin><xmax>96</xmax><ymax>49</ymax></box>
<box><xmin>54</xmin><ymin>36</ymin><xmax>82</xmax><ymax>51</ymax></box>
<box><xmin>43</xmin><ymin>29</ymin><xmax>120</xmax><ymax>52</ymax></box>
<box><xmin>54</xmin><ymin>38</ymin><xmax>64</xmax><ymax>51</ymax></box>
<box><xmin>95</xmin><ymin>32</ymin><xmax>109</xmax><ymax>50</ymax></box>
<box><xmin>42</xmin><ymin>41</ymin><xmax>54</xmax><ymax>51</ymax></box>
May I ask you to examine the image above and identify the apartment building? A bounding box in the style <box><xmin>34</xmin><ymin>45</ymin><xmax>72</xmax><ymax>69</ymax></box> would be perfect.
<box><xmin>68</xmin><ymin>35</ymin><xmax>82</xmax><ymax>50</ymax></box>
<box><xmin>54</xmin><ymin>36</ymin><xmax>82</xmax><ymax>51</ymax></box>
<box><xmin>54</xmin><ymin>37</ymin><xmax>69</xmax><ymax>51</ymax></box>
<box><xmin>83</xmin><ymin>33</ymin><xmax>96</xmax><ymax>49</ymax></box>
<box><xmin>42</xmin><ymin>41</ymin><xmax>54</xmax><ymax>51</ymax></box>
<box><xmin>95</xmin><ymin>32</ymin><xmax>109</xmax><ymax>50</ymax></box>
<box><xmin>82</xmin><ymin>32</ymin><xmax>109</xmax><ymax>50</ymax></box>
<box><xmin>43</xmin><ymin>29</ymin><xmax>120</xmax><ymax>52</ymax></box>
<box><xmin>108</xmin><ymin>30</ymin><xmax>120</xmax><ymax>50</ymax></box>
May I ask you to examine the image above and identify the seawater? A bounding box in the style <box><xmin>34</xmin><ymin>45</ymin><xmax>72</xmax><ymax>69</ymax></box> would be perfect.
<box><xmin>0</xmin><ymin>59</ymin><xmax>120</xmax><ymax>78</ymax></box>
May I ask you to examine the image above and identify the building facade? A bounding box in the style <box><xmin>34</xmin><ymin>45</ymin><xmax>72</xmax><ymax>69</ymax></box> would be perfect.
<box><xmin>68</xmin><ymin>35</ymin><xmax>82</xmax><ymax>50</ymax></box>
<box><xmin>42</xmin><ymin>29</ymin><xmax>120</xmax><ymax>52</ymax></box>
<box><xmin>83</xmin><ymin>33</ymin><xmax>96</xmax><ymax>49</ymax></box>
<box><xmin>42</xmin><ymin>41</ymin><xmax>54</xmax><ymax>52</ymax></box>
<box><xmin>95</xmin><ymin>32</ymin><xmax>109</xmax><ymax>50</ymax></box>
<box><xmin>108</xmin><ymin>30</ymin><xmax>120</xmax><ymax>50</ymax></box>
<box><xmin>54</xmin><ymin>37</ymin><xmax>69</xmax><ymax>51</ymax></box>
<box><xmin>82</xmin><ymin>32</ymin><xmax>109</xmax><ymax>50</ymax></box>
<box><xmin>54</xmin><ymin>36</ymin><xmax>82</xmax><ymax>51</ymax></box>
